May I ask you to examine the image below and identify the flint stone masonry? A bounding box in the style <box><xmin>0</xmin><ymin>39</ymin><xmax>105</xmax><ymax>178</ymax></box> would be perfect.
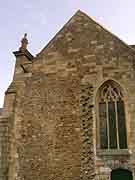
<box><xmin>1</xmin><ymin>10</ymin><xmax>135</xmax><ymax>180</ymax></box>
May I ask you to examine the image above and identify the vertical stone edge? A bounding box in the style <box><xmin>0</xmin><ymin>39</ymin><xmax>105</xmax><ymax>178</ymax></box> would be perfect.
<box><xmin>80</xmin><ymin>83</ymin><xmax>96</xmax><ymax>180</ymax></box>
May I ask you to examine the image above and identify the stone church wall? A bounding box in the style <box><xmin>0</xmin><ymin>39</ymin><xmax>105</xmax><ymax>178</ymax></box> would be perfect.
<box><xmin>1</xmin><ymin>11</ymin><xmax>135</xmax><ymax>180</ymax></box>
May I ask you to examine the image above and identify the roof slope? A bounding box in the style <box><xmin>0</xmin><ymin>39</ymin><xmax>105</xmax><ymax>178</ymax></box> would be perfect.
<box><xmin>37</xmin><ymin>10</ymin><xmax>135</xmax><ymax>58</ymax></box>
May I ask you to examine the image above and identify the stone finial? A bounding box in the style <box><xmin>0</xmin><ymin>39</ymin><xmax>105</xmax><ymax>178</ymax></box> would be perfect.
<box><xmin>13</xmin><ymin>33</ymin><xmax>33</xmax><ymax>60</ymax></box>
<box><xmin>19</xmin><ymin>33</ymin><xmax>28</xmax><ymax>51</ymax></box>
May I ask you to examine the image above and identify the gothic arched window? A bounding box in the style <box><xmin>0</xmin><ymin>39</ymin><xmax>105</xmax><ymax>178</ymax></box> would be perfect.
<box><xmin>97</xmin><ymin>81</ymin><xmax>127</xmax><ymax>149</ymax></box>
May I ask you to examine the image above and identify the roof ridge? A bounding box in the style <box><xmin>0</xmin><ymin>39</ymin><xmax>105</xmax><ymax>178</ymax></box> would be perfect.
<box><xmin>76</xmin><ymin>10</ymin><xmax>135</xmax><ymax>54</ymax></box>
<box><xmin>36</xmin><ymin>10</ymin><xmax>79</xmax><ymax>57</ymax></box>
<box><xmin>36</xmin><ymin>10</ymin><xmax>135</xmax><ymax>57</ymax></box>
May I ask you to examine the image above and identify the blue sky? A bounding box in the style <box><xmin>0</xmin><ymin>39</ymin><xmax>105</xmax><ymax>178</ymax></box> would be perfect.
<box><xmin>0</xmin><ymin>0</ymin><xmax>135</xmax><ymax>107</ymax></box>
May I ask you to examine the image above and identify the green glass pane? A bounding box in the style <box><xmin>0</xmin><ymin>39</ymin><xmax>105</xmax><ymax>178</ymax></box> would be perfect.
<box><xmin>108</xmin><ymin>102</ymin><xmax>117</xmax><ymax>149</ymax></box>
<box><xmin>117</xmin><ymin>100</ymin><xmax>127</xmax><ymax>149</ymax></box>
<box><xmin>111</xmin><ymin>169</ymin><xmax>133</xmax><ymax>180</ymax></box>
<box><xmin>99</xmin><ymin>103</ymin><xmax>108</xmax><ymax>149</ymax></box>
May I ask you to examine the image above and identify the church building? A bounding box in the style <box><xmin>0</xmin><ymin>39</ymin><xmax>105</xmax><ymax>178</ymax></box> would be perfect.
<box><xmin>0</xmin><ymin>10</ymin><xmax>135</xmax><ymax>180</ymax></box>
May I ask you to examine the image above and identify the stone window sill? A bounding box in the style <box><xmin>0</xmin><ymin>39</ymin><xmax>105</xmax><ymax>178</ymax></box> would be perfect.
<box><xmin>96</xmin><ymin>149</ymin><xmax>132</xmax><ymax>156</ymax></box>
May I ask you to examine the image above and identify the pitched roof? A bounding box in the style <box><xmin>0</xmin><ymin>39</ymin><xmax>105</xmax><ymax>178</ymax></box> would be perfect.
<box><xmin>37</xmin><ymin>10</ymin><xmax>135</xmax><ymax>58</ymax></box>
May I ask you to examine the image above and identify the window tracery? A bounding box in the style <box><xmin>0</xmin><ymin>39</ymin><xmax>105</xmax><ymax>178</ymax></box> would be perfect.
<box><xmin>98</xmin><ymin>81</ymin><xmax>127</xmax><ymax>149</ymax></box>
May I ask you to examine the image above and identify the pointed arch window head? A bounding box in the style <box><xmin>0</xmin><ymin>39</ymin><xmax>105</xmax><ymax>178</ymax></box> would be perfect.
<box><xmin>97</xmin><ymin>81</ymin><xmax>127</xmax><ymax>150</ymax></box>
<box><xmin>100</xmin><ymin>84</ymin><xmax>123</xmax><ymax>102</ymax></box>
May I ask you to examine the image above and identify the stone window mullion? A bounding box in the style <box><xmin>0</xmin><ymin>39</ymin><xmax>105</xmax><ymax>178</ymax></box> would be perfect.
<box><xmin>106</xmin><ymin>101</ymin><xmax>110</xmax><ymax>149</ymax></box>
<box><xmin>115</xmin><ymin>100</ymin><xmax>120</xmax><ymax>149</ymax></box>
<box><xmin>97</xmin><ymin>80</ymin><xmax>127</xmax><ymax>150</ymax></box>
